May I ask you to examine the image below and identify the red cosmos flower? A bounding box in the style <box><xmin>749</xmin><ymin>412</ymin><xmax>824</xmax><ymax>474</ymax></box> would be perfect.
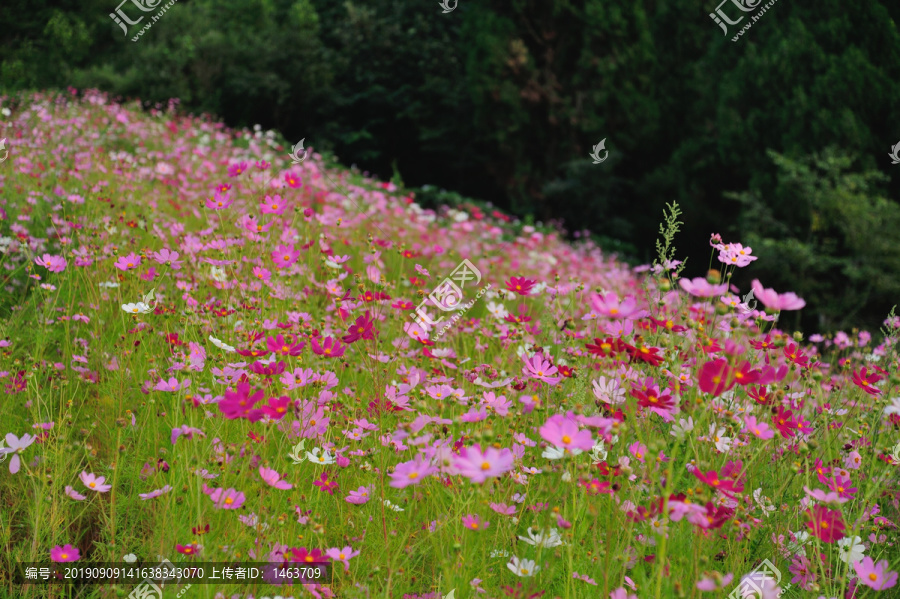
<box><xmin>731</xmin><ymin>361</ymin><xmax>761</xmax><ymax>386</ymax></box>
<box><xmin>630</xmin><ymin>382</ymin><xmax>676</xmax><ymax>413</ymax></box>
<box><xmin>805</xmin><ymin>505</ymin><xmax>846</xmax><ymax>542</ymax></box>
<box><xmin>747</xmin><ymin>385</ymin><xmax>772</xmax><ymax>405</ymax></box>
<box><xmin>585</xmin><ymin>337</ymin><xmax>625</xmax><ymax>358</ymax></box>
<box><xmin>342</xmin><ymin>311</ymin><xmax>376</xmax><ymax>344</ymax></box>
<box><xmin>628</xmin><ymin>344</ymin><xmax>665</xmax><ymax>366</ymax></box>
<box><xmin>176</xmin><ymin>543</ymin><xmax>201</xmax><ymax>556</ymax></box>
<box><xmin>697</xmin><ymin>358</ymin><xmax>736</xmax><ymax>397</ymax></box>
<box><xmin>647</xmin><ymin>317</ymin><xmax>688</xmax><ymax>333</ymax></box>
<box><xmin>699</xmin><ymin>338</ymin><xmax>722</xmax><ymax>354</ymax></box>
<box><xmin>692</xmin><ymin>468</ymin><xmax>744</xmax><ymax>499</ymax></box>
<box><xmin>595</xmin><ymin>461</ymin><xmax>622</xmax><ymax>477</ymax></box>
<box><xmin>852</xmin><ymin>367</ymin><xmax>883</xmax><ymax>395</ymax></box>
<box><xmin>772</xmin><ymin>406</ymin><xmax>800</xmax><ymax>438</ymax></box>
<box><xmin>266</xmin><ymin>334</ymin><xmax>305</xmax><ymax>356</ymax></box>
<box><xmin>784</xmin><ymin>343</ymin><xmax>810</xmax><ymax>367</ymax></box>
<box><xmin>505</xmin><ymin>276</ymin><xmax>537</xmax><ymax>296</ymax></box>
<box><xmin>311</xmin><ymin>336</ymin><xmax>346</xmax><ymax>358</ymax></box>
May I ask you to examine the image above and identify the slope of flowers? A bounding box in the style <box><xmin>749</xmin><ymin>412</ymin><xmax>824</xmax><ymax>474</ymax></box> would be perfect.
<box><xmin>0</xmin><ymin>90</ymin><xmax>898</xmax><ymax>599</ymax></box>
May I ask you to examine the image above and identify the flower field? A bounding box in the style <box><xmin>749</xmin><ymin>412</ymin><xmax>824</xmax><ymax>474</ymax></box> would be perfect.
<box><xmin>0</xmin><ymin>90</ymin><xmax>898</xmax><ymax>599</ymax></box>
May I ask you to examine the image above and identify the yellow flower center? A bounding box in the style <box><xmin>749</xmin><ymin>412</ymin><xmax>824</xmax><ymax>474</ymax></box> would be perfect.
<box><xmin>562</xmin><ymin>435</ymin><xmax>571</xmax><ymax>444</ymax></box>
<box><xmin>480</xmin><ymin>462</ymin><xmax>491</xmax><ymax>471</ymax></box>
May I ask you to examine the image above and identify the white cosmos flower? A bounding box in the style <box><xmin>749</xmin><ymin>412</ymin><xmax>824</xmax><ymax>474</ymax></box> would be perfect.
<box><xmin>210</xmin><ymin>266</ymin><xmax>227</xmax><ymax>282</ymax></box>
<box><xmin>383</xmin><ymin>499</ymin><xmax>404</xmax><ymax>512</ymax></box>
<box><xmin>208</xmin><ymin>335</ymin><xmax>235</xmax><ymax>352</ymax></box>
<box><xmin>490</xmin><ymin>549</ymin><xmax>509</xmax><ymax>558</ymax></box>
<box><xmin>836</xmin><ymin>535</ymin><xmax>865</xmax><ymax>564</ymax></box>
<box><xmin>883</xmin><ymin>397</ymin><xmax>900</xmax><ymax>417</ymax></box>
<box><xmin>305</xmin><ymin>447</ymin><xmax>335</xmax><ymax>465</ymax></box>
<box><xmin>670</xmin><ymin>416</ymin><xmax>694</xmax><ymax>440</ymax></box>
<box><xmin>122</xmin><ymin>554</ymin><xmax>137</xmax><ymax>563</ymax></box>
<box><xmin>486</xmin><ymin>301</ymin><xmax>509</xmax><ymax>319</ymax></box>
<box><xmin>753</xmin><ymin>488</ymin><xmax>775</xmax><ymax>517</ymax></box>
<box><xmin>517</xmin><ymin>528</ymin><xmax>564</xmax><ymax>548</ymax></box>
<box><xmin>99</xmin><ymin>281</ymin><xmax>120</xmax><ymax>288</ymax></box>
<box><xmin>507</xmin><ymin>556</ymin><xmax>539</xmax><ymax>577</ymax></box>
<box><xmin>787</xmin><ymin>530</ymin><xmax>810</xmax><ymax>556</ymax></box>
<box><xmin>541</xmin><ymin>446</ymin><xmax>567</xmax><ymax>460</ymax></box>
<box><xmin>121</xmin><ymin>302</ymin><xmax>152</xmax><ymax>314</ymax></box>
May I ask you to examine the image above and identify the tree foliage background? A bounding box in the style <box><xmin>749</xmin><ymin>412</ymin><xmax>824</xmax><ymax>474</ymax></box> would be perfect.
<box><xmin>2</xmin><ymin>0</ymin><xmax>900</xmax><ymax>332</ymax></box>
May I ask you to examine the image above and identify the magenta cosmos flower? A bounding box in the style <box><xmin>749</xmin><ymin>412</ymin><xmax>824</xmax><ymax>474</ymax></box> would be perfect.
<box><xmin>80</xmin><ymin>471</ymin><xmax>112</xmax><ymax>493</ymax></box>
<box><xmin>311</xmin><ymin>336</ymin><xmax>346</xmax><ymax>358</ymax></box>
<box><xmin>678</xmin><ymin>277</ymin><xmax>728</xmax><ymax>298</ymax></box>
<box><xmin>453</xmin><ymin>445</ymin><xmax>514</xmax><ymax>483</ymax></box>
<box><xmin>750</xmin><ymin>279</ymin><xmax>806</xmax><ymax>311</ymax></box>
<box><xmin>853</xmin><ymin>557</ymin><xmax>898</xmax><ymax>590</ymax></box>
<box><xmin>155</xmin><ymin>377</ymin><xmax>190</xmax><ymax>392</ymax></box>
<box><xmin>35</xmin><ymin>254</ymin><xmax>67</xmax><ymax>273</ymax></box>
<box><xmin>113</xmin><ymin>252</ymin><xmax>142</xmax><ymax>271</ymax></box>
<box><xmin>539</xmin><ymin>414</ymin><xmax>594</xmax><ymax>452</ymax></box>
<box><xmin>50</xmin><ymin>544</ymin><xmax>81</xmax><ymax>562</ymax></box>
<box><xmin>259</xmin><ymin>466</ymin><xmax>293</xmax><ymax>490</ymax></box>
<box><xmin>150</xmin><ymin>248</ymin><xmax>183</xmax><ymax>269</ymax></box>
<box><xmin>390</xmin><ymin>455</ymin><xmax>438</xmax><ymax>488</ymax></box>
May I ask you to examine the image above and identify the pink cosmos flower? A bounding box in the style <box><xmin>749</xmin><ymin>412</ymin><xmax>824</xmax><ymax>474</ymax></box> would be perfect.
<box><xmin>717</xmin><ymin>243</ymin><xmax>758</xmax><ymax>268</ymax></box>
<box><xmin>284</xmin><ymin>172</ymin><xmax>302</xmax><ymax>188</ymax></box>
<box><xmin>750</xmin><ymin>279</ymin><xmax>806</xmax><ymax>311</ymax></box>
<box><xmin>325</xmin><ymin>546</ymin><xmax>359</xmax><ymax>572</ymax></box>
<box><xmin>260</xmin><ymin>194</ymin><xmax>288</xmax><ymax>216</ymax></box>
<box><xmin>252</xmin><ymin>266</ymin><xmax>271</xmax><ymax>282</ymax></box>
<box><xmin>113</xmin><ymin>252</ymin><xmax>142</xmax><ymax>271</ymax></box>
<box><xmin>610</xmin><ymin>589</ymin><xmax>638</xmax><ymax>599</ymax></box>
<box><xmin>461</xmin><ymin>514</ymin><xmax>490</xmax><ymax>530</ymax></box>
<box><xmin>853</xmin><ymin>557</ymin><xmax>898</xmax><ymax>590</ymax></box>
<box><xmin>65</xmin><ymin>485</ymin><xmax>86</xmax><ymax>501</ymax></box>
<box><xmin>228</xmin><ymin>161</ymin><xmax>248</xmax><ymax>177</ymax></box>
<box><xmin>155</xmin><ymin>377</ymin><xmax>190</xmax><ymax>392</ymax></box>
<box><xmin>35</xmin><ymin>254</ymin><xmax>67</xmax><ymax>273</ymax></box>
<box><xmin>139</xmin><ymin>485</ymin><xmax>173</xmax><ymax>500</ymax></box>
<box><xmin>50</xmin><ymin>544</ymin><xmax>81</xmax><ymax>562</ymax></box>
<box><xmin>742</xmin><ymin>415</ymin><xmax>775</xmax><ymax>440</ymax></box>
<box><xmin>150</xmin><ymin>248</ymin><xmax>182</xmax><ymax>269</ymax></box>
<box><xmin>539</xmin><ymin>414</ymin><xmax>594</xmax><ymax>452</ymax></box>
<box><xmin>678</xmin><ymin>277</ymin><xmax>728</xmax><ymax>298</ymax></box>
<box><xmin>522</xmin><ymin>353</ymin><xmax>562</xmax><ymax>385</ymax></box>
<box><xmin>590</xmin><ymin>292</ymin><xmax>647</xmax><ymax>319</ymax></box>
<box><xmin>171</xmin><ymin>425</ymin><xmax>205</xmax><ymax>445</ymax></box>
<box><xmin>271</xmin><ymin>244</ymin><xmax>300</xmax><ymax>269</ymax></box>
<box><xmin>80</xmin><ymin>471</ymin><xmax>112</xmax><ymax>493</ymax></box>
<box><xmin>345</xmin><ymin>486</ymin><xmax>372</xmax><ymax>504</ymax></box>
<box><xmin>490</xmin><ymin>502</ymin><xmax>516</xmax><ymax>515</ymax></box>
<box><xmin>453</xmin><ymin>444</ymin><xmax>514</xmax><ymax>483</ymax></box>
<box><xmin>205</xmin><ymin>192</ymin><xmax>234</xmax><ymax>210</ymax></box>
<box><xmin>209</xmin><ymin>487</ymin><xmax>245</xmax><ymax>509</ymax></box>
<box><xmin>390</xmin><ymin>455</ymin><xmax>438</xmax><ymax>488</ymax></box>
<box><xmin>259</xmin><ymin>466</ymin><xmax>293</xmax><ymax>490</ymax></box>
